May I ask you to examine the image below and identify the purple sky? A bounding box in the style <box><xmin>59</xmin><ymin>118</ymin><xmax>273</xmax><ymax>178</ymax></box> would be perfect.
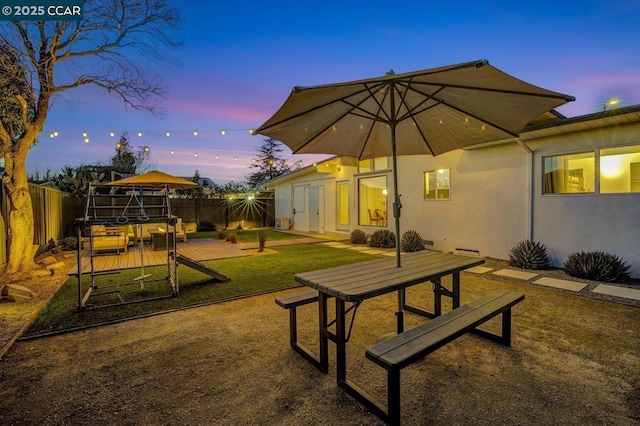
<box><xmin>28</xmin><ymin>1</ymin><xmax>640</xmax><ymax>183</ymax></box>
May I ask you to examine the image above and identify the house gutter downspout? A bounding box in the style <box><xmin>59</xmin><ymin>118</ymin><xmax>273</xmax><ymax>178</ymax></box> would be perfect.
<box><xmin>515</xmin><ymin>137</ymin><xmax>534</xmax><ymax>241</ymax></box>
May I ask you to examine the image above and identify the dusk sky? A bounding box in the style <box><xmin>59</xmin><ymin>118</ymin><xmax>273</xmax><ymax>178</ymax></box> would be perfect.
<box><xmin>27</xmin><ymin>0</ymin><xmax>640</xmax><ymax>183</ymax></box>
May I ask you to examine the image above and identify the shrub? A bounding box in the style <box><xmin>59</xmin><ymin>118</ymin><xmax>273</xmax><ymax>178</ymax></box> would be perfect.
<box><xmin>350</xmin><ymin>229</ymin><xmax>368</xmax><ymax>244</ymax></box>
<box><xmin>508</xmin><ymin>240</ymin><xmax>549</xmax><ymax>270</ymax></box>
<box><xmin>258</xmin><ymin>229</ymin><xmax>267</xmax><ymax>252</ymax></box>
<box><xmin>369</xmin><ymin>230</ymin><xmax>396</xmax><ymax>248</ymax></box>
<box><xmin>217</xmin><ymin>231</ymin><xmax>227</xmax><ymax>240</ymax></box>
<box><xmin>60</xmin><ymin>237</ymin><xmax>82</xmax><ymax>251</ymax></box>
<box><xmin>197</xmin><ymin>220</ymin><xmax>216</xmax><ymax>232</ymax></box>
<box><xmin>226</xmin><ymin>232</ymin><xmax>238</xmax><ymax>244</ymax></box>
<box><xmin>564</xmin><ymin>251</ymin><xmax>631</xmax><ymax>283</ymax></box>
<box><xmin>401</xmin><ymin>230</ymin><xmax>425</xmax><ymax>252</ymax></box>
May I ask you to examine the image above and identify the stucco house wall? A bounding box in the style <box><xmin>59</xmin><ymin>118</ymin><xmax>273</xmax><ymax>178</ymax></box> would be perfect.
<box><xmin>395</xmin><ymin>144</ymin><xmax>529</xmax><ymax>260</ymax></box>
<box><xmin>529</xmin><ymin>121</ymin><xmax>640</xmax><ymax>275</ymax></box>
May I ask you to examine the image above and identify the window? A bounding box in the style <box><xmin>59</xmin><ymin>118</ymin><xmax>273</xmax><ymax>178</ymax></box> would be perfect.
<box><xmin>600</xmin><ymin>144</ymin><xmax>640</xmax><ymax>193</ymax></box>
<box><xmin>358</xmin><ymin>176</ymin><xmax>388</xmax><ymax>226</ymax></box>
<box><xmin>543</xmin><ymin>152</ymin><xmax>594</xmax><ymax>194</ymax></box>
<box><xmin>423</xmin><ymin>169</ymin><xmax>450</xmax><ymax>200</ymax></box>
<box><xmin>543</xmin><ymin>145</ymin><xmax>640</xmax><ymax>195</ymax></box>
<box><xmin>358</xmin><ymin>157</ymin><xmax>389</xmax><ymax>173</ymax></box>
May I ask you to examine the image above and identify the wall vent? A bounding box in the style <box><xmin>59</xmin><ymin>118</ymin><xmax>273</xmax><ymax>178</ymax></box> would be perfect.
<box><xmin>454</xmin><ymin>248</ymin><xmax>481</xmax><ymax>257</ymax></box>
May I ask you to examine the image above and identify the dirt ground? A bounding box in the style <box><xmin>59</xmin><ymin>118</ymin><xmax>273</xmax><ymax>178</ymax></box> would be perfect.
<box><xmin>1</xmin><ymin>252</ymin><xmax>639</xmax><ymax>425</ymax></box>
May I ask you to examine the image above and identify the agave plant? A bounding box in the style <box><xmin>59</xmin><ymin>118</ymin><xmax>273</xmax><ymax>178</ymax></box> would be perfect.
<box><xmin>564</xmin><ymin>251</ymin><xmax>631</xmax><ymax>283</ymax></box>
<box><xmin>401</xmin><ymin>230</ymin><xmax>425</xmax><ymax>252</ymax></box>
<box><xmin>508</xmin><ymin>240</ymin><xmax>549</xmax><ymax>270</ymax></box>
<box><xmin>350</xmin><ymin>229</ymin><xmax>368</xmax><ymax>244</ymax></box>
<box><xmin>369</xmin><ymin>230</ymin><xmax>396</xmax><ymax>248</ymax></box>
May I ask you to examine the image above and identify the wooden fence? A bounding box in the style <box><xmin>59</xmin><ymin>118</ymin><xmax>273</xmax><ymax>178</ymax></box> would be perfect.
<box><xmin>0</xmin><ymin>186</ymin><xmax>274</xmax><ymax>271</ymax></box>
<box><xmin>1</xmin><ymin>183</ymin><xmax>64</xmax><ymax>270</ymax></box>
<box><xmin>62</xmin><ymin>196</ymin><xmax>276</xmax><ymax>236</ymax></box>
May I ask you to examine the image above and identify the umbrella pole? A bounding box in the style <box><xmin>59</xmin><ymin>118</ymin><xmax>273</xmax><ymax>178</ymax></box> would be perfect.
<box><xmin>390</xmin><ymin>109</ymin><xmax>405</xmax><ymax>334</ymax></box>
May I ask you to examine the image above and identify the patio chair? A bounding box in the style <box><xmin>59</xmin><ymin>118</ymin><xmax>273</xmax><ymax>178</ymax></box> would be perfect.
<box><xmin>368</xmin><ymin>209</ymin><xmax>384</xmax><ymax>226</ymax></box>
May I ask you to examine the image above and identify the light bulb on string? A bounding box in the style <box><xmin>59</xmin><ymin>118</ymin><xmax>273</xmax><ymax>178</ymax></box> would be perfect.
<box><xmin>137</xmin><ymin>131</ymin><xmax>143</xmax><ymax>137</ymax></box>
<box><xmin>193</xmin><ymin>130</ymin><xmax>198</xmax><ymax>136</ymax></box>
<box><xmin>109</xmin><ymin>131</ymin><xmax>115</xmax><ymax>137</ymax></box>
<box><xmin>220</xmin><ymin>129</ymin><xmax>226</xmax><ymax>136</ymax></box>
<box><xmin>165</xmin><ymin>131</ymin><xmax>171</xmax><ymax>137</ymax></box>
<box><xmin>170</xmin><ymin>150</ymin><xmax>175</xmax><ymax>155</ymax></box>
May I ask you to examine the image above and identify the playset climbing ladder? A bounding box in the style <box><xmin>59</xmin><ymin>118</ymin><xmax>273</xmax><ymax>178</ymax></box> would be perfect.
<box><xmin>74</xmin><ymin>183</ymin><xmax>178</xmax><ymax>310</ymax></box>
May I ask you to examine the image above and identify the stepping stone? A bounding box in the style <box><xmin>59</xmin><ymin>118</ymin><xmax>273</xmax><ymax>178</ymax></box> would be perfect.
<box><xmin>322</xmin><ymin>242</ymin><xmax>350</xmax><ymax>249</ymax></box>
<box><xmin>592</xmin><ymin>284</ymin><xmax>640</xmax><ymax>301</ymax></box>
<box><xmin>362</xmin><ymin>249</ymin><xmax>386</xmax><ymax>255</ymax></box>
<box><xmin>380</xmin><ymin>252</ymin><xmax>397</xmax><ymax>257</ymax></box>
<box><xmin>347</xmin><ymin>246</ymin><xmax>370</xmax><ymax>251</ymax></box>
<box><xmin>534</xmin><ymin>277</ymin><xmax>587</xmax><ymax>292</ymax></box>
<box><xmin>320</xmin><ymin>241</ymin><xmax>343</xmax><ymax>246</ymax></box>
<box><xmin>466</xmin><ymin>266</ymin><xmax>493</xmax><ymax>274</ymax></box>
<box><xmin>493</xmin><ymin>269</ymin><xmax>538</xmax><ymax>280</ymax></box>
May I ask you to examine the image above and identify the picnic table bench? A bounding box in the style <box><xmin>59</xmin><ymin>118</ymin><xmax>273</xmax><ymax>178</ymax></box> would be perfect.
<box><xmin>275</xmin><ymin>289</ymin><xmax>322</xmax><ymax>369</ymax></box>
<box><xmin>365</xmin><ymin>289</ymin><xmax>525</xmax><ymax>425</ymax></box>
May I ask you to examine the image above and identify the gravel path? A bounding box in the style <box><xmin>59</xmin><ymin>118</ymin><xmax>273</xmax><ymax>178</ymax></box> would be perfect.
<box><xmin>1</xmin><ymin>271</ymin><xmax>639</xmax><ymax>425</ymax></box>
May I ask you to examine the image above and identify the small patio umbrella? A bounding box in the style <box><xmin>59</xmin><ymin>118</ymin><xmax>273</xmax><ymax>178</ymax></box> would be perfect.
<box><xmin>107</xmin><ymin>170</ymin><xmax>201</xmax><ymax>189</ymax></box>
<box><xmin>254</xmin><ymin>59</ymin><xmax>575</xmax><ymax>266</ymax></box>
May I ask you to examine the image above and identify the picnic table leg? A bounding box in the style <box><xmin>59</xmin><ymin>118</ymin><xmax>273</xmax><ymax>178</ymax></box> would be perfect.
<box><xmin>336</xmin><ymin>298</ymin><xmax>347</xmax><ymax>385</ymax></box>
<box><xmin>432</xmin><ymin>278</ymin><xmax>442</xmax><ymax>317</ymax></box>
<box><xmin>318</xmin><ymin>292</ymin><xmax>329</xmax><ymax>374</ymax></box>
<box><xmin>396</xmin><ymin>289</ymin><xmax>405</xmax><ymax>333</ymax></box>
<box><xmin>452</xmin><ymin>272</ymin><xmax>461</xmax><ymax>309</ymax></box>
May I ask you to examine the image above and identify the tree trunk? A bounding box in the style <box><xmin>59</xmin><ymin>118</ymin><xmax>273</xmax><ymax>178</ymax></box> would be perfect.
<box><xmin>2</xmin><ymin>148</ymin><xmax>35</xmax><ymax>273</ymax></box>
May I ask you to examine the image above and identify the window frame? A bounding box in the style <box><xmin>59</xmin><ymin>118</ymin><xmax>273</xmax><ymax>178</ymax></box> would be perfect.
<box><xmin>541</xmin><ymin>143</ymin><xmax>640</xmax><ymax>196</ymax></box>
<box><xmin>423</xmin><ymin>168</ymin><xmax>451</xmax><ymax>201</ymax></box>
<box><xmin>357</xmin><ymin>174</ymin><xmax>388</xmax><ymax>227</ymax></box>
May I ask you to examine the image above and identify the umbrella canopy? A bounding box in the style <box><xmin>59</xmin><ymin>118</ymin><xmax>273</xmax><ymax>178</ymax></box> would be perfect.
<box><xmin>254</xmin><ymin>59</ymin><xmax>575</xmax><ymax>266</ymax></box>
<box><xmin>107</xmin><ymin>170</ymin><xmax>201</xmax><ymax>189</ymax></box>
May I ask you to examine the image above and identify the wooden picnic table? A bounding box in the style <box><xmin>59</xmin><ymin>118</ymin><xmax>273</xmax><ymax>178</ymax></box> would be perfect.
<box><xmin>294</xmin><ymin>250</ymin><xmax>485</xmax><ymax>420</ymax></box>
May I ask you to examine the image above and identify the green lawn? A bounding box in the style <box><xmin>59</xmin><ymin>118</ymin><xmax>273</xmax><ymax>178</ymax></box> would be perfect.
<box><xmin>188</xmin><ymin>229</ymin><xmax>308</xmax><ymax>242</ymax></box>
<box><xmin>23</xmin><ymin>243</ymin><xmax>374</xmax><ymax>338</ymax></box>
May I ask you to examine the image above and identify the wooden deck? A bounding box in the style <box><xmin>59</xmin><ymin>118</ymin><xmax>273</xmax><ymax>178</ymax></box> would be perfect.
<box><xmin>71</xmin><ymin>239</ymin><xmax>248</xmax><ymax>274</ymax></box>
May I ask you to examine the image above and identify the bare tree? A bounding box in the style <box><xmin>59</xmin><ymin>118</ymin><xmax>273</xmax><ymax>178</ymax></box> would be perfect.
<box><xmin>0</xmin><ymin>1</ymin><xmax>181</xmax><ymax>273</ymax></box>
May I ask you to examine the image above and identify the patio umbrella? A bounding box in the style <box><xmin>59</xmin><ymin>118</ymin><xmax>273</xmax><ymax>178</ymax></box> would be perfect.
<box><xmin>254</xmin><ymin>59</ymin><xmax>575</xmax><ymax>267</ymax></box>
<box><xmin>107</xmin><ymin>170</ymin><xmax>201</xmax><ymax>189</ymax></box>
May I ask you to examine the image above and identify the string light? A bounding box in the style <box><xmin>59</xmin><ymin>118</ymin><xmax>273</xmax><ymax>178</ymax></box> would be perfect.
<box><xmin>41</xmin><ymin>128</ymin><xmax>268</xmax><ymax>166</ymax></box>
<box><xmin>43</xmin><ymin>128</ymin><xmax>257</xmax><ymax>140</ymax></box>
